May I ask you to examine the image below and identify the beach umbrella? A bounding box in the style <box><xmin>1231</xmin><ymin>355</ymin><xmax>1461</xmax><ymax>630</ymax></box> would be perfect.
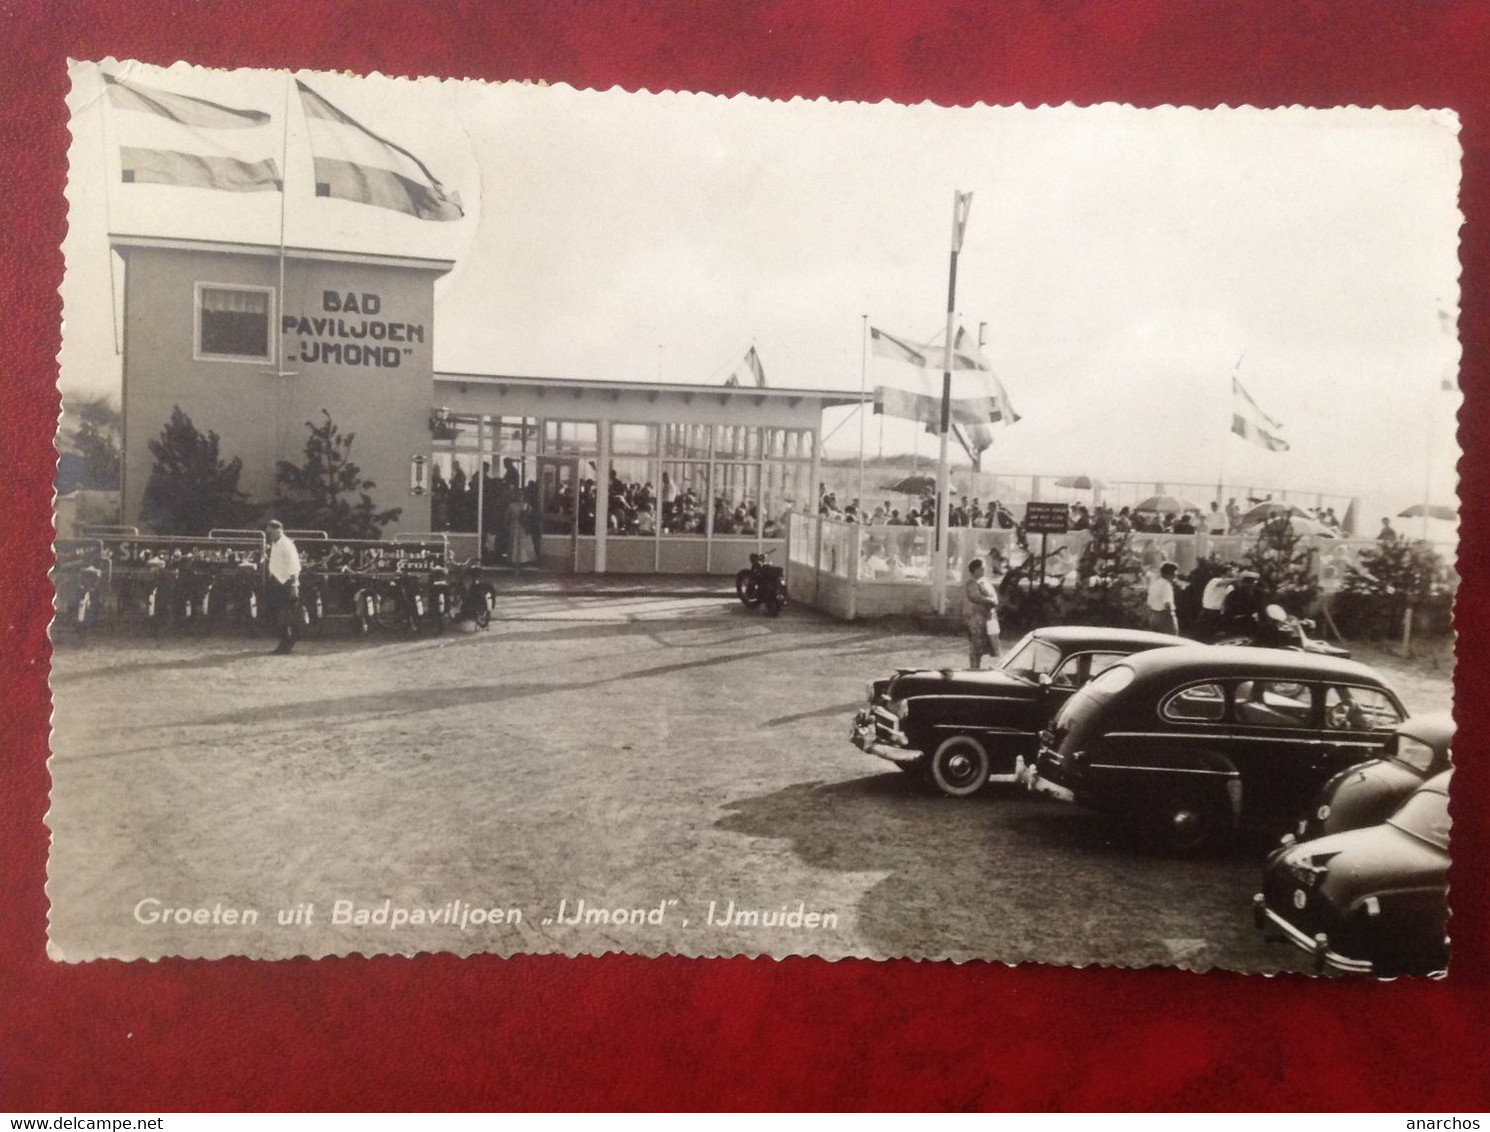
<box><xmin>884</xmin><ymin>474</ymin><xmax>955</xmax><ymax>496</ymax></box>
<box><xmin>1247</xmin><ymin>515</ymin><xmax>1337</xmax><ymax>539</ymax></box>
<box><xmin>1397</xmin><ymin>503</ymin><xmax>1457</xmax><ymax>522</ymax></box>
<box><xmin>1054</xmin><ymin>475</ymin><xmax>1105</xmax><ymax>490</ymax></box>
<box><xmin>1134</xmin><ymin>494</ymin><xmax>1204</xmax><ymax>514</ymax></box>
<box><xmin>1239</xmin><ymin>500</ymin><xmax>1309</xmax><ymax>525</ymax></box>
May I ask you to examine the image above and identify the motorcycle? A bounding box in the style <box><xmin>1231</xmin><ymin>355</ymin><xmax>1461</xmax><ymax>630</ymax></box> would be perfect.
<box><xmin>449</xmin><ymin>559</ymin><xmax>496</xmax><ymax>630</ymax></box>
<box><xmin>1216</xmin><ymin>602</ymin><xmax>1350</xmax><ymax>658</ymax></box>
<box><xmin>735</xmin><ymin>549</ymin><xmax>787</xmax><ymax>616</ymax></box>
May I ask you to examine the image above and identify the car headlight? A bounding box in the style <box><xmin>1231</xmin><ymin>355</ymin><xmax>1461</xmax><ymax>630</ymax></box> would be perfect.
<box><xmin>865</xmin><ymin>681</ymin><xmax>877</xmax><ymax>703</ymax></box>
<box><xmin>887</xmin><ymin>699</ymin><xmax>908</xmax><ymax>719</ymax></box>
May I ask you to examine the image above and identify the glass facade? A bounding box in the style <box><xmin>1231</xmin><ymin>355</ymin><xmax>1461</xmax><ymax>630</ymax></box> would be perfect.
<box><xmin>430</xmin><ymin>414</ymin><xmax>818</xmax><ymax>569</ymax></box>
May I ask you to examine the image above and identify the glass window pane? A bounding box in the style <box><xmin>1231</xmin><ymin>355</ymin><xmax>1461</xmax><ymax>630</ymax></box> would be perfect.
<box><xmin>199</xmin><ymin>286</ymin><xmax>270</xmax><ymax>359</ymax></box>
<box><xmin>660</xmin><ymin>462</ymin><xmax>708</xmax><ymax>535</ymax></box>
<box><xmin>713</xmin><ymin>425</ymin><xmax>760</xmax><ymax>460</ymax></box>
<box><xmin>607</xmin><ymin>457</ymin><xmax>658</xmax><ymax>536</ymax></box>
<box><xmin>1323</xmin><ymin>686</ymin><xmax>1403</xmax><ymax>731</ymax></box>
<box><xmin>544</xmin><ymin>419</ymin><xmax>598</xmax><ymax>455</ymax></box>
<box><xmin>664</xmin><ymin>423</ymin><xmax>710</xmax><ymax>459</ymax></box>
<box><xmin>1234</xmin><ymin>680</ymin><xmax>1312</xmax><ymax>728</ymax></box>
<box><xmin>760</xmin><ymin>461</ymin><xmax>808</xmax><ymax>539</ymax></box>
<box><xmin>711</xmin><ymin>463</ymin><xmax>760</xmax><ymax>537</ymax></box>
<box><xmin>612</xmin><ymin>423</ymin><xmax>658</xmax><ymax>456</ymax></box>
<box><xmin>1164</xmin><ymin>683</ymin><xmax>1226</xmax><ymax>722</ymax></box>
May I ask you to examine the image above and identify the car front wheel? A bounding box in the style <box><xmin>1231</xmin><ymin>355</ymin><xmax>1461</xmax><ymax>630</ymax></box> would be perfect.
<box><xmin>927</xmin><ymin>735</ymin><xmax>991</xmax><ymax>798</ymax></box>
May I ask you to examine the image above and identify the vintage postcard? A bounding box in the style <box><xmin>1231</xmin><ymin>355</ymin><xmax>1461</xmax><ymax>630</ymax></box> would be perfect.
<box><xmin>50</xmin><ymin>60</ymin><xmax>1461</xmax><ymax>972</ymax></box>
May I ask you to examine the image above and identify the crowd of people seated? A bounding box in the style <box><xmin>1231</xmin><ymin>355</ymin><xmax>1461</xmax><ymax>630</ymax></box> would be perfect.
<box><xmin>820</xmin><ymin>485</ymin><xmax>1350</xmax><ymax>538</ymax></box>
<box><xmin>600</xmin><ymin>471</ymin><xmax>788</xmax><ymax>538</ymax></box>
<box><xmin>432</xmin><ymin>461</ymin><xmax>788</xmax><ymax>541</ymax></box>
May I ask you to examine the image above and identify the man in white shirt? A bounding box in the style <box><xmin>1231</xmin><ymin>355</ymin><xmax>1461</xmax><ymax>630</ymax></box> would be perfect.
<box><xmin>1197</xmin><ymin>563</ymin><xmax>1236</xmax><ymax>640</ymax></box>
<box><xmin>1206</xmin><ymin>501</ymin><xmax>1228</xmax><ymax>535</ymax></box>
<box><xmin>264</xmin><ymin>519</ymin><xmax>302</xmax><ymax>655</ymax></box>
<box><xmin>1146</xmin><ymin>562</ymin><xmax>1180</xmax><ymax>635</ymax></box>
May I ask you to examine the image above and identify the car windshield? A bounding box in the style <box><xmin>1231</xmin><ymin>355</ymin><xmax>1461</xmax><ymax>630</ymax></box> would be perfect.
<box><xmin>1387</xmin><ymin>790</ymin><xmax>1451</xmax><ymax>852</ymax></box>
<box><xmin>1000</xmin><ymin>637</ymin><xmax>1062</xmax><ymax>682</ymax></box>
<box><xmin>1053</xmin><ymin>664</ymin><xmax>1135</xmax><ymax>728</ymax></box>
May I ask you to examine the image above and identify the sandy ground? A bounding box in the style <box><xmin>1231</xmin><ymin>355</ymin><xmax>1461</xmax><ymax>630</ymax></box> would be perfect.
<box><xmin>46</xmin><ymin>586</ymin><xmax>1453</xmax><ymax>971</ymax></box>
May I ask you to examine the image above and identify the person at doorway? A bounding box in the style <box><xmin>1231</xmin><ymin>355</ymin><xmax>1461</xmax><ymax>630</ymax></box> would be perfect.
<box><xmin>507</xmin><ymin>491</ymin><xmax>535</xmax><ymax>568</ymax></box>
<box><xmin>963</xmin><ymin>558</ymin><xmax>1001</xmax><ymax>669</ymax></box>
<box><xmin>264</xmin><ymin>519</ymin><xmax>301</xmax><ymax>655</ymax></box>
<box><xmin>1146</xmin><ymin>562</ymin><xmax>1180</xmax><ymax>635</ymax></box>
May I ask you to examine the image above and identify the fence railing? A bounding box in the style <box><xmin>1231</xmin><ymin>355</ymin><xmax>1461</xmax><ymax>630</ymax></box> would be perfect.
<box><xmin>787</xmin><ymin>514</ymin><xmax>1456</xmax><ymax>620</ymax></box>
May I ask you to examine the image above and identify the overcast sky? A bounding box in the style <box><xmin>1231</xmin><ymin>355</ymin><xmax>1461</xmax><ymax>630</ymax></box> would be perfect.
<box><xmin>62</xmin><ymin>61</ymin><xmax>1462</xmax><ymax>512</ymax></box>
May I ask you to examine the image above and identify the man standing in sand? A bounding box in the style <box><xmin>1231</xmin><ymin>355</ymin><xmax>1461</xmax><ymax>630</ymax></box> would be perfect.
<box><xmin>264</xmin><ymin>519</ymin><xmax>301</xmax><ymax>656</ymax></box>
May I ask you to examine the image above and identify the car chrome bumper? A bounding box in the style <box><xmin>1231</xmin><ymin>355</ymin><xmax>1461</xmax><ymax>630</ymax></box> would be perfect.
<box><xmin>1016</xmin><ymin>756</ymin><xmax>1074</xmax><ymax>803</ymax></box>
<box><xmin>1251</xmin><ymin>894</ymin><xmax>1374</xmax><ymax>975</ymax></box>
<box><xmin>850</xmin><ymin>712</ymin><xmax>919</xmax><ymax>766</ymax></box>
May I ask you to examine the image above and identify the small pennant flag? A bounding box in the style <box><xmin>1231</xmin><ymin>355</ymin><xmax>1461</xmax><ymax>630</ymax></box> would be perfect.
<box><xmin>104</xmin><ymin>73</ymin><xmax>280</xmax><ymax>192</ymax></box>
<box><xmin>296</xmin><ymin>80</ymin><xmax>463</xmax><ymax>221</ymax></box>
<box><xmin>951</xmin><ymin>191</ymin><xmax>973</xmax><ymax>253</ymax></box>
<box><xmin>1231</xmin><ymin>377</ymin><xmax>1289</xmax><ymax>452</ymax></box>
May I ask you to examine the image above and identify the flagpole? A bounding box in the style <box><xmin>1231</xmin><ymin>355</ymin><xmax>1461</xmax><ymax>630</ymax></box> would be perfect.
<box><xmin>857</xmin><ymin>314</ymin><xmax>868</xmax><ymax>511</ymax></box>
<box><xmin>96</xmin><ymin>72</ymin><xmax>122</xmax><ymax>357</ymax></box>
<box><xmin>933</xmin><ymin>192</ymin><xmax>969</xmax><ymax>616</ymax></box>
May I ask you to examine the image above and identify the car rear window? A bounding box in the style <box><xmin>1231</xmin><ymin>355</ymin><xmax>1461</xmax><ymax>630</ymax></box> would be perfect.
<box><xmin>1162</xmin><ymin>682</ymin><xmax>1226</xmax><ymax>722</ymax></box>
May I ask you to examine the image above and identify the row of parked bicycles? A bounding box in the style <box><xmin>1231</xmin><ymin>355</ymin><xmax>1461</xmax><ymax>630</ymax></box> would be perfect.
<box><xmin>53</xmin><ymin>529</ymin><xmax>499</xmax><ymax>643</ymax></box>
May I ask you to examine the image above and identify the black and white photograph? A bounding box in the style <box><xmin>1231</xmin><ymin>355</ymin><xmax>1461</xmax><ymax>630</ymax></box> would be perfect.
<box><xmin>50</xmin><ymin>59</ymin><xmax>1462</xmax><ymax>974</ymax></box>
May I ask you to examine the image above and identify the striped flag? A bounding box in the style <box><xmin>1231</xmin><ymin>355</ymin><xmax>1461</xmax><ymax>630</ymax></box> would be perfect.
<box><xmin>1231</xmin><ymin>377</ymin><xmax>1289</xmax><ymax>452</ymax></box>
<box><xmin>871</xmin><ymin>324</ymin><xmax>1019</xmax><ymax>441</ymax></box>
<box><xmin>104</xmin><ymin>74</ymin><xmax>280</xmax><ymax>192</ymax></box>
<box><xmin>723</xmin><ymin>346</ymin><xmax>766</xmax><ymax>388</ymax></box>
<box><xmin>296</xmin><ymin>80</ymin><xmax>463</xmax><ymax>221</ymax></box>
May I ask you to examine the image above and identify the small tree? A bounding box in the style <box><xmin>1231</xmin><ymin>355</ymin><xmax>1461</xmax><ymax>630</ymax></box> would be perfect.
<box><xmin>1243</xmin><ymin>517</ymin><xmax>1319</xmax><ymax>613</ymax></box>
<box><xmin>70</xmin><ymin>394</ymin><xmax>122</xmax><ymax>489</ymax></box>
<box><xmin>1064</xmin><ymin>510</ymin><xmax>1148</xmax><ymax>627</ymax></box>
<box><xmin>141</xmin><ymin>406</ymin><xmax>257</xmax><ymax>534</ymax></box>
<box><xmin>1338</xmin><ymin>536</ymin><xmax>1445</xmax><ymax>639</ymax></box>
<box><xmin>274</xmin><ymin>410</ymin><xmax>401</xmax><ymax>538</ymax></box>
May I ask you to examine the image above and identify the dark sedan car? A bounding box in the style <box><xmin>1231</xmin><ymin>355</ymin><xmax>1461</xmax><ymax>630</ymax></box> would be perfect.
<box><xmin>1027</xmin><ymin>646</ymin><xmax>1408</xmax><ymax>853</ymax></box>
<box><xmin>1254</xmin><ymin>770</ymin><xmax>1451</xmax><ymax>976</ymax></box>
<box><xmin>851</xmin><ymin>626</ymin><xmax>1183</xmax><ymax>796</ymax></box>
<box><xmin>1288</xmin><ymin>711</ymin><xmax>1454</xmax><ymax>844</ymax></box>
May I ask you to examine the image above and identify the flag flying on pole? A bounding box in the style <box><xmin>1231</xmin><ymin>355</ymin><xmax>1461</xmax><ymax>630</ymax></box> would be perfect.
<box><xmin>870</xmin><ymin>324</ymin><xmax>1019</xmax><ymax>444</ymax></box>
<box><xmin>722</xmin><ymin>346</ymin><xmax>766</xmax><ymax>388</ymax></box>
<box><xmin>295</xmin><ymin>80</ymin><xmax>464</xmax><ymax>221</ymax></box>
<box><xmin>1231</xmin><ymin>377</ymin><xmax>1289</xmax><ymax>451</ymax></box>
<box><xmin>951</xmin><ymin>191</ymin><xmax>973</xmax><ymax>253</ymax></box>
<box><xmin>104</xmin><ymin>73</ymin><xmax>281</xmax><ymax>192</ymax></box>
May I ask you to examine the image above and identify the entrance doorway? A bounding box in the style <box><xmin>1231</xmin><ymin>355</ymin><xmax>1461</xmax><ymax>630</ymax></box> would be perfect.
<box><xmin>536</xmin><ymin>456</ymin><xmax>579</xmax><ymax>572</ymax></box>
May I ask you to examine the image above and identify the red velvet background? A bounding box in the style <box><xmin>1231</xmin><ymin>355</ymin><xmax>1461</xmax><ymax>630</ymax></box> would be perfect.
<box><xmin>3</xmin><ymin>1</ymin><xmax>1488</xmax><ymax>1112</ymax></box>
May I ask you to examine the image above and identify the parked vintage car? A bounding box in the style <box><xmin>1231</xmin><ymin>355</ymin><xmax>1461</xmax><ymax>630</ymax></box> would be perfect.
<box><xmin>1253</xmin><ymin>770</ymin><xmax>1451</xmax><ymax>976</ymax></box>
<box><xmin>1287</xmin><ymin>711</ymin><xmax>1454</xmax><ymax>844</ymax></box>
<box><xmin>850</xmin><ymin>626</ymin><xmax>1183</xmax><ymax>796</ymax></box>
<box><xmin>1026</xmin><ymin>646</ymin><xmax>1408</xmax><ymax>854</ymax></box>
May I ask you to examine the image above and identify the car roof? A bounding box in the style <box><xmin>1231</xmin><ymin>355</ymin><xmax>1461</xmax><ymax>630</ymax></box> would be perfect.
<box><xmin>1028</xmin><ymin>625</ymin><xmax>1184</xmax><ymax>648</ymax></box>
<box><xmin>1116</xmin><ymin>643</ymin><xmax>1396</xmax><ymax>687</ymax></box>
<box><xmin>1397</xmin><ymin>711</ymin><xmax>1455</xmax><ymax>749</ymax></box>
